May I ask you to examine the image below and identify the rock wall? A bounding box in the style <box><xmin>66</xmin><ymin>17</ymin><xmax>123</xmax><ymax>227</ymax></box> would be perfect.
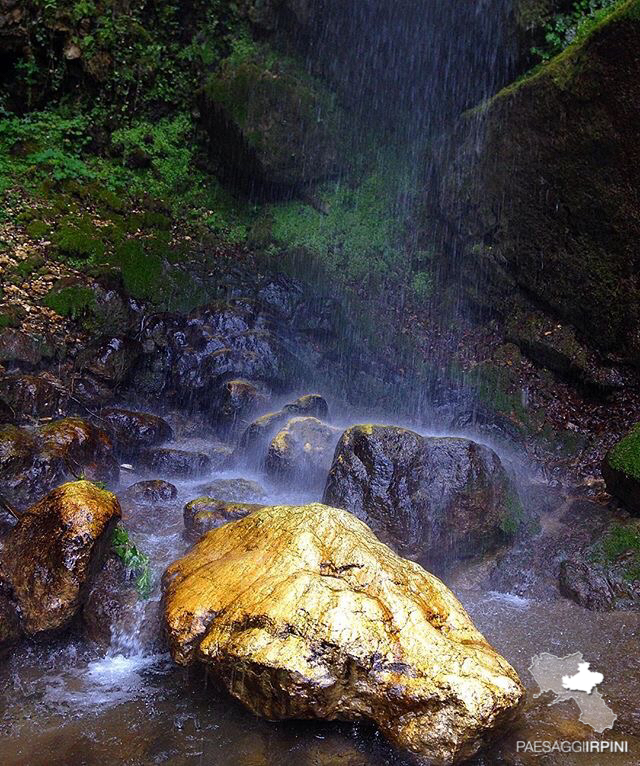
<box><xmin>437</xmin><ymin>0</ymin><xmax>640</xmax><ymax>364</ymax></box>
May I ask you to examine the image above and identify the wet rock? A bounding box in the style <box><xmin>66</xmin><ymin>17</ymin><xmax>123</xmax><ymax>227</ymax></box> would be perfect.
<box><xmin>0</xmin><ymin>592</ymin><xmax>21</xmax><ymax>656</ymax></box>
<box><xmin>0</xmin><ymin>481</ymin><xmax>120</xmax><ymax>635</ymax></box>
<box><xmin>164</xmin><ymin>503</ymin><xmax>525</xmax><ymax>765</ymax></box>
<box><xmin>602</xmin><ymin>424</ymin><xmax>640</xmax><ymax>514</ymax></box>
<box><xmin>0</xmin><ymin>328</ymin><xmax>43</xmax><ymax>367</ymax></box>
<box><xmin>213</xmin><ymin>379</ymin><xmax>269</xmax><ymax>433</ymax></box>
<box><xmin>0</xmin><ymin>418</ymin><xmax>118</xmax><ymax>509</ymax></box>
<box><xmin>0</xmin><ymin>372</ymin><xmax>70</xmax><ymax>419</ymax></box>
<box><xmin>559</xmin><ymin>518</ymin><xmax>640</xmax><ymax>611</ymax></box>
<box><xmin>121</xmin><ymin>479</ymin><xmax>178</xmax><ymax>506</ymax></box>
<box><xmin>236</xmin><ymin>409</ymin><xmax>291</xmax><ymax>461</ymax></box>
<box><xmin>283</xmin><ymin>394</ymin><xmax>329</xmax><ymax>419</ymax></box>
<box><xmin>237</xmin><ymin>394</ymin><xmax>330</xmax><ymax>462</ymax></box>
<box><xmin>257</xmin><ymin>276</ymin><xmax>304</xmax><ymax>319</ymax></box>
<box><xmin>138</xmin><ymin>448</ymin><xmax>211</xmax><ymax>478</ymax></box>
<box><xmin>38</xmin><ymin>416</ymin><xmax>119</xmax><ymax>485</ymax></box>
<box><xmin>0</xmin><ymin>424</ymin><xmax>37</xmax><ymax>507</ymax></box>
<box><xmin>323</xmin><ymin>425</ymin><xmax>517</xmax><ymax>571</ymax></box>
<box><xmin>201</xmin><ymin>47</ymin><xmax>349</xmax><ymax>194</ymax></box>
<box><xmin>265</xmin><ymin>416</ymin><xmax>340</xmax><ymax>489</ymax></box>
<box><xmin>195</xmin><ymin>478</ymin><xmax>266</xmax><ymax>503</ymax></box>
<box><xmin>183</xmin><ymin>497</ymin><xmax>263</xmax><ymax>540</ymax></box>
<box><xmin>82</xmin><ymin>555</ymin><xmax>138</xmax><ymax>648</ymax></box>
<box><xmin>100</xmin><ymin>408</ymin><xmax>173</xmax><ymax>456</ymax></box>
<box><xmin>439</xmin><ymin>3</ymin><xmax>640</xmax><ymax>360</ymax></box>
<box><xmin>137</xmin><ymin>302</ymin><xmax>291</xmax><ymax>404</ymax></box>
<box><xmin>76</xmin><ymin>335</ymin><xmax>142</xmax><ymax>387</ymax></box>
<box><xmin>558</xmin><ymin>559</ymin><xmax>616</xmax><ymax>611</ymax></box>
<box><xmin>83</xmin><ymin>554</ymin><xmax>164</xmax><ymax>652</ymax></box>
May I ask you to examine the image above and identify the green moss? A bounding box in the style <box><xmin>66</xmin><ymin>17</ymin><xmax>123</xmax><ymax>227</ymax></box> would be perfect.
<box><xmin>500</xmin><ymin>490</ymin><xmax>525</xmax><ymax>536</ymax></box>
<box><xmin>12</xmin><ymin>255</ymin><xmax>45</xmax><ymax>279</ymax></box>
<box><xmin>43</xmin><ymin>284</ymin><xmax>95</xmax><ymax>319</ymax></box>
<box><xmin>26</xmin><ymin>220</ymin><xmax>50</xmax><ymax>239</ymax></box>
<box><xmin>0</xmin><ymin>314</ymin><xmax>17</xmax><ymax>329</ymax></box>
<box><xmin>53</xmin><ymin>216</ymin><xmax>105</xmax><ymax>260</ymax></box>
<box><xmin>590</xmin><ymin>522</ymin><xmax>640</xmax><ymax>581</ymax></box>
<box><xmin>495</xmin><ymin>0</ymin><xmax>639</xmax><ymax>97</ymax></box>
<box><xmin>608</xmin><ymin>424</ymin><xmax>640</xmax><ymax>480</ymax></box>
<box><xmin>114</xmin><ymin>240</ymin><xmax>164</xmax><ymax>301</ymax></box>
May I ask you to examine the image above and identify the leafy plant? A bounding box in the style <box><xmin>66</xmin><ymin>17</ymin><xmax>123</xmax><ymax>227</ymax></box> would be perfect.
<box><xmin>532</xmin><ymin>0</ymin><xmax>623</xmax><ymax>61</ymax></box>
<box><xmin>111</xmin><ymin>525</ymin><xmax>152</xmax><ymax>598</ymax></box>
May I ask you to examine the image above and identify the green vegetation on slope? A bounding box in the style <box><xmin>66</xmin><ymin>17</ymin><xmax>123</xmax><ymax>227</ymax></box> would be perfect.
<box><xmin>608</xmin><ymin>424</ymin><xmax>640</xmax><ymax>480</ymax></box>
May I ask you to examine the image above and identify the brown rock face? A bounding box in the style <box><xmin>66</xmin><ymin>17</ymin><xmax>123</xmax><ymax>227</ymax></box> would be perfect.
<box><xmin>0</xmin><ymin>481</ymin><xmax>121</xmax><ymax>635</ymax></box>
<box><xmin>164</xmin><ymin>503</ymin><xmax>525</xmax><ymax>765</ymax></box>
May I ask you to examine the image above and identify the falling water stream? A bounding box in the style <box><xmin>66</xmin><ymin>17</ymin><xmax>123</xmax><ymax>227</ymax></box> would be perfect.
<box><xmin>2</xmin><ymin>2</ymin><xmax>639</xmax><ymax>765</ymax></box>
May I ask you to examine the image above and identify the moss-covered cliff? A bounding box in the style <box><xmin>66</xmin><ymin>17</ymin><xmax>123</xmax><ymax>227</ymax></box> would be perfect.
<box><xmin>439</xmin><ymin>0</ymin><xmax>640</xmax><ymax>362</ymax></box>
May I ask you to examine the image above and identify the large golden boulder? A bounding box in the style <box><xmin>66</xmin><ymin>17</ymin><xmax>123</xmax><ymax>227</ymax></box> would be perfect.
<box><xmin>0</xmin><ymin>480</ymin><xmax>121</xmax><ymax>638</ymax></box>
<box><xmin>163</xmin><ymin>503</ymin><xmax>525</xmax><ymax>765</ymax></box>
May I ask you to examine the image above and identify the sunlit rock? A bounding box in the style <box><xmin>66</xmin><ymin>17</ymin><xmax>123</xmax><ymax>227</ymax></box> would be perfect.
<box><xmin>164</xmin><ymin>503</ymin><xmax>525</xmax><ymax>765</ymax></box>
<box><xmin>0</xmin><ymin>480</ymin><xmax>120</xmax><ymax>636</ymax></box>
<box><xmin>323</xmin><ymin>425</ymin><xmax>519</xmax><ymax>571</ymax></box>
<box><xmin>265</xmin><ymin>416</ymin><xmax>340</xmax><ymax>488</ymax></box>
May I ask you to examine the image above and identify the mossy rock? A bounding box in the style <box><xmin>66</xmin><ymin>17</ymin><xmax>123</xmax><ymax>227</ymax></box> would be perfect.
<box><xmin>603</xmin><ymin>424</ymin><xmax>640</xmax><ymax>513</ymax></box>
<box><xmin>439</xmin><ymin>0</ymin><xmax>640</xmax><ymax>360</ymax></box>
<box><xmin>202</xmin><ymin>42</ymin><xmax>351</xmax><ymax>193</ymax></box>
<box><xmin>43</xmin><ymin>284</ymin><xmax>96</xmax><ymax>319</ymax></box>
<box><xmin>52</xmin><ymin>216</ymin><xmax>105</xmax><ymax>261</ymax></box>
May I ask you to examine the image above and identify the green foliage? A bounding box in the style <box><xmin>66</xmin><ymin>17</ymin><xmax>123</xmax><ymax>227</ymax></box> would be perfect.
<box><xmin>0</xmin><ymin>314</ymin><xmax>16</xmax><ymax>329</ymax></box>
<box><xmin>532</xmin><ymin>0</ymin><xmax>623</xmax><ymax>60</ymax></box>
<box><xmin>111</xmin><ymin>525</ymin><xmax>152</xmax><ymax>598</ymax></box>
<box><xmin>43</xmin><ymin>284</ymin><xmax>95</xmax><ymax>318</ymax></box>
<box><xmin>608</xmin><ymin>423</ymin><xmax>640</xmax><ymax>480</ymax></box>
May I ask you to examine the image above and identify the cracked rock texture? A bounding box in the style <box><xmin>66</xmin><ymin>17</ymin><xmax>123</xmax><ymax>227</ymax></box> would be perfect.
<box><xmin>163</xmin><ymin>503</ymin><xmax>525</xmax><ymax>765</ymax></box>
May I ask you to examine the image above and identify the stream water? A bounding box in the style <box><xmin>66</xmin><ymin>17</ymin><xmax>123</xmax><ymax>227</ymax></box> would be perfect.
<box><xmin>1</xmin><ymin>405</ymin><xmax>638</xmax><ymax>766</ymax></box>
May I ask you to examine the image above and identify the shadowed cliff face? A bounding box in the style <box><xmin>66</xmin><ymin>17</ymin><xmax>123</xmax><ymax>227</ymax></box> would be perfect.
<box><xmin>436</xmin><ymin>0</ymin><xmax>640</xmax><ymax>362</ymax></box>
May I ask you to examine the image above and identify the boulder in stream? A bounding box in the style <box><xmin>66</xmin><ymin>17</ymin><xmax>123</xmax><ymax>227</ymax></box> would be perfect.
<box><xmin>194</xmin><ymin>477</ymin><xmax>266</xmax><ymax>503</ymax></box>
<box><xmin>0</xmin><ymin>417</ymin><xmax>119</xmax><ymax>509</ymax></box>
<box><xmin>138</xmin><ymin>448</ymin><xmax>211</xmax><ymax>478</ymax></box>
<box><xmin>323</xmin><ymin>425</ymin><xmax>519</xmax><ymax>571</ymax></box>
<box><xmin>183</xmin><ymin>496</ymin><xmax>264</xmax><ymax>540</ymax></box>
<box><xmin>100</xmin><ymin>408</ymin><xmax>173</xmax><ymax>456</ymax></box>
<box><xmin>0</xmin><ymin>481</ymin><xmax>121</xmax><ymax>640</ymax></box>
<box><xmin>120</xmin><ymin>479</ymin><xmax>178</xmax><ymax>506</ymax></box>
<box><xmin>265</xmin><ymin>416</ymin><xmax>340</xmax><ymax>489</ymax></box>
<box><xmin>163</xmin><ymin>503</ymin><xmax>525</xmax><ymax>765</ymax></box>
